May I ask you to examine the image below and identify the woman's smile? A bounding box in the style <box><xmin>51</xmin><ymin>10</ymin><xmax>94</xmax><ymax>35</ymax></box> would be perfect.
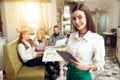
<box><xmin>72</xmin><ymin>10</ymin><xmax>87</xmax><ymax>30</ymax></box>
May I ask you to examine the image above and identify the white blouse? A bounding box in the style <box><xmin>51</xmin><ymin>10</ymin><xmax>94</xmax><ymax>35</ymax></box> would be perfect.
<box><xmin>67</xmin><ymin>31</ymin><xmax>105</xmax><ymax>71</ymax></box>
<box><xmin>34</xmin><ymin>40</ymin><xmax>45</xmax><ymax>50</ymax></box>
<box><xmin>18</xmin><ymin>42</ymin><xmax>37</xmax><ymax>62</ymax></box>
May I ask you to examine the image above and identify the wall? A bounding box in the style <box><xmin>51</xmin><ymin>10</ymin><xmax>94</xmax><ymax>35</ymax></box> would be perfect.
<box><xmin>119</xmin><ymin>1</ymin><xmax>120</xmax><ymax>25</ymax></box>
<box><xmin>1</xmin><ymin>2</ymin><xmax>18</xmax><ymax>42</ymax></box>
<box><xmin>108</xmin><ymin>0</ymin><xmax>119</xmax><ymax>31</ymax></box>
<box><xmin>1</xmin><ymin>2</ymin><xmax>7</xmax><ymax>38</ymax></box>
<box><xmin>85</xmin><ymin>0</ymin><xmax>119</xmax><ymax>32</ymax></box>
<box><xmin>56</xmin><ymin>0</ymin><xmax>64</xmax><ymax>27</ymax></box>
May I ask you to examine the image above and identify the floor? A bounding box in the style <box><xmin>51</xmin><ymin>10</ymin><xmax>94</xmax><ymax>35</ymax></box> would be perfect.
<box><xmin>91</xmin><ymin>46</ymin><xmax>120</xmax><ymax>80</ymax></box>
<box><xmin>3</xmin><ymin>46</ymin><xmax>120</xmax><ymax>80</ymax></box>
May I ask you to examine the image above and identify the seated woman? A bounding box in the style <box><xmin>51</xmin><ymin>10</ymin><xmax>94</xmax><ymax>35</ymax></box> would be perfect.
<box><xmin>34</xmin><ymin>28</ymin><xmax>60</xmax><ymax>77</ymax></box>
<box><xmin>17</xmin><ymin>31</ymin><xmax>54</xmax><ymax>80</ymax></box>
<box><xmin>34</xmin><ymin>28</ymin><xmax>48</xmax><ymax>52</ymax></box>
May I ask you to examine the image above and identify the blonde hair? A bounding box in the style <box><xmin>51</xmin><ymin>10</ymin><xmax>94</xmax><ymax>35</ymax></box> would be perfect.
<box><xmin>35</xmin><ymin>28</ymin><xmax>48</xmax><ymax>46</ymax></box>
<box><xmin>36</xmin><ymin>28</ymin><xmax>45</xmax><ymax>40</ymax></box>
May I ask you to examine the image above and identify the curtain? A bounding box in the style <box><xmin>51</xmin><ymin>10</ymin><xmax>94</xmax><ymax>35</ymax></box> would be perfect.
<box><xmin>98</xmin><ymin>14</ymin><xmax>108</xmax><ymax>35</ymax></box>
<box><xmin>92</xmin><ymin>12</ymin><xmax>108</xmax><ymax>35</ymax></box>
<box><xmin>16</xmin><ymin>1</ymin><xmax>55</xmax><ymax>35</ymax></box>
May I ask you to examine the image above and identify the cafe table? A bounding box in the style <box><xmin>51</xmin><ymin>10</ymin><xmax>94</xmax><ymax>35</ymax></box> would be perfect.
<box><xmin>42</xmin><ymin>46</ymin><xmax>67</xmax><ymax>80</ymax></box>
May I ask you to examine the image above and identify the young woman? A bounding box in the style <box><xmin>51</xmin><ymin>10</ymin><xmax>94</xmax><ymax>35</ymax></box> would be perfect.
<box><xmin>66</xmin><ymin>3</ymin><xmax>105</xmax><ymax>80</ymax></box>
<box><xmin>34</xmin><ymin>28</ymin><xmax>61</xmax><ymax>78</ymax></box>
<box><xmin>17</xmin><ymin>31</ymin><xmax>55</xmax><ymax>80</ymax></box>
<box><xmin>34</xmin><ymin>28</ymin><xmax>48</xmax><ymax>52</ymax></box>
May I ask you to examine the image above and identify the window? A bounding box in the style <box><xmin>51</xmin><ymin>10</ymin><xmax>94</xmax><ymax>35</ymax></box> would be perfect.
<box><xmin>62</xmin><ymin>5</ymin><xmax>71</xmax><ymax>35</ymax></box>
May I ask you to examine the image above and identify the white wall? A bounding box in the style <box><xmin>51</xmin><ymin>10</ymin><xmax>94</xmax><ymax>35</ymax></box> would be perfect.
<box><xmin>1</xmin><ymin>2</ymin><xmax>18</xmax><ymax>42</ymax></box>
<box><xmin>1</xmin><ymin>2</ymin><xmax>7</xmax><ymax>38</ymax></box>
<box><xmin>85</xmin><ymin>0</ymin><xmax>108</xmax><ymax>11</ymax></box>
<box><xmin>119</xmin><ymin>1</ymin><xmax>120</xmax><ymax>25</ymax></box>
<box><xmin>107</xmin><ymin>0</ymin><xmax>119</xmax><ymax>31</ymax></box>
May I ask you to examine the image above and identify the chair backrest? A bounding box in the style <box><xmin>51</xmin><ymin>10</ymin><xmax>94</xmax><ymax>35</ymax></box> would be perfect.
<box><xmin>111</xmin><ymin>28</ymin><xmax>117</xmax><ymax>33</ymax></box>
<box><xmin>4</xmin><ymin>39</ymin><xmax>22</xmax><ymax>80</ymax></box>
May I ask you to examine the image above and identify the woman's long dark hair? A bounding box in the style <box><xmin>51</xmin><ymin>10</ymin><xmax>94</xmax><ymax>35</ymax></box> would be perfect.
<box><xmin>72</xmin><ymin>3</ymin><xmax>96</xmax><ymax>33</ymax></box>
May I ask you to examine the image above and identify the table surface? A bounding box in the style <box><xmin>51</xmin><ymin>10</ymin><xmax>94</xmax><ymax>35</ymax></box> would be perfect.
<box><xmin>42</xmin><ymin>46</ymin><xmax>66</xmax><ymax>62</ymax></box>
<box><xmin>103</xmin><ymin>32</ymin><xmax>114</xmax><ymax>35</ymax></box>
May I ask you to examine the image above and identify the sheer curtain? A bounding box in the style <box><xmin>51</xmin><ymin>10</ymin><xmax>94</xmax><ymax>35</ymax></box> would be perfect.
<box><xmin>16</xmin><ymin>0</ymin><xmax>56</xmax><ymax>35</ymax></box>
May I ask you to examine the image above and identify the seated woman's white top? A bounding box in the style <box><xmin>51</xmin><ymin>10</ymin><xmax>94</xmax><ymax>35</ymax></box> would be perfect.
<box><xmin>34</xmin><ymin>40</ymin><xmax>45</xmax><ymax>50</ymax></box>
<box><xmin>18</xmin><ymin>41</ymin><xmax>37</xmax><ymax>62</ymax></box>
